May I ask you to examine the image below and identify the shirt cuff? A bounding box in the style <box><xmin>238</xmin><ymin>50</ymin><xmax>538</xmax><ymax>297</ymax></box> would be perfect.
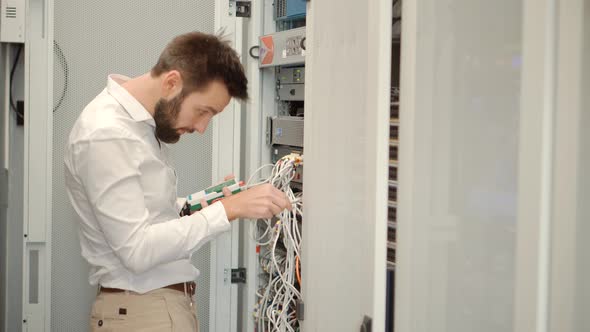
<box><xmin>176</xmin><ymin>197</ymin><xmax>187</xmax><ymax>213</ymax></box>
<box><xmin>198</xmin><ymin>201</ymin><xmax>231</xmax><ymax>235</ymax></box>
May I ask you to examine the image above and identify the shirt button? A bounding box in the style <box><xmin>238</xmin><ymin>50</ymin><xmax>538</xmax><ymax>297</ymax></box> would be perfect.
<box><xmin>98</xmin><ymin>320</ymin><xmax>103</xmax><ymax>327</ymax></box>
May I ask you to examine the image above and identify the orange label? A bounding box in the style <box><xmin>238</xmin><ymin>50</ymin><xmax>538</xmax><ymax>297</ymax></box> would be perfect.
<box><xmin>260</xmin><ymin>35</ymin><xmax>274</xmax><ymax>65</ymax></box>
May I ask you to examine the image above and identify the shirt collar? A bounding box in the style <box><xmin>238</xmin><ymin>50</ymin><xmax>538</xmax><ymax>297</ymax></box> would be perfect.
<box><xmin>106</xmin><ymin>74</ymin><xmax>156</xmax><ymax>127</ymax></box>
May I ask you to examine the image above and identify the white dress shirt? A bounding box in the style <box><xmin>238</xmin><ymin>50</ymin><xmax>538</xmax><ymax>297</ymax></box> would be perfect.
<box><xmin>64</xmin><ymin>74</ymin><xmax>230</xmax><ymax>293</ymax></box>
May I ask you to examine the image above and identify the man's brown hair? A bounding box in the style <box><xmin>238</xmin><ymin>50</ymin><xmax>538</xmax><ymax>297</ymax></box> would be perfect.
<box><xmin>151</xmin><ymin>32</ymin><xmax>248</xmax><ymax>100</ymax></box>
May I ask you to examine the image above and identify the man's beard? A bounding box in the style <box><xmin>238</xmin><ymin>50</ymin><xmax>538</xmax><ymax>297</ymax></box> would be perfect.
<box><xmin>153</xmin><ymin>93</ymin><xmax>184</xmax><ymax>144</ymax></box>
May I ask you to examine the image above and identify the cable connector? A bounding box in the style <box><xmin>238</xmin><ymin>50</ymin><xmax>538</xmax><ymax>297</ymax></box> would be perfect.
<box><xmin>282</xmin><ymin>153</ymin><xmax>303</xmax><ymax>166</ymax></box>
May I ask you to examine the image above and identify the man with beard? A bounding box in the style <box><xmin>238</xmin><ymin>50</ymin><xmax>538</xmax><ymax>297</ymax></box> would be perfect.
<box><xmin>64</xmin><ymin>32</ymin><xmax>291</xmax><ymax>331</ymax></box>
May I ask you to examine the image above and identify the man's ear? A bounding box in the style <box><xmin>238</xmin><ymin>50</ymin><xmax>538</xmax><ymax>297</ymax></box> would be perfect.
<box><xmin>161</xmin><ymin>70</ymin><xmax>183</xmax><ymax>99</ymax></box>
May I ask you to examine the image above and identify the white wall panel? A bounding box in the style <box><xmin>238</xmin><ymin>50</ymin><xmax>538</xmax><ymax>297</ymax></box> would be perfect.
<box><xmin>548</xmin><ymin>1</ymin><xmax>589</xmax><ymax>331</ymax></box>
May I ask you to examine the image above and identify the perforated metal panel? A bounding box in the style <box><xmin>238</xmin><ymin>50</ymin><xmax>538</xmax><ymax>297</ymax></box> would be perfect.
<box><xmin>52</xmin><ymin>1</ymin><xmax>215</xmax><ymax>331</ymax></box>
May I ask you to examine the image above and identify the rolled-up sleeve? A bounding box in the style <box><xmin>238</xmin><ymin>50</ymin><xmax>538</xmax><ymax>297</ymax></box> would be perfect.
<box><xmin>73</xmin><ymin>127</ymin><xmax>230</xmax><ymax>274</ymax></box>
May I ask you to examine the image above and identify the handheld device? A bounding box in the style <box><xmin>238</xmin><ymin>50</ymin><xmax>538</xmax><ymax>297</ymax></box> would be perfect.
<box><xmin>180</xmin><ymin>179</ymin><xmax>245</xmax><ymax>216</ymax></box>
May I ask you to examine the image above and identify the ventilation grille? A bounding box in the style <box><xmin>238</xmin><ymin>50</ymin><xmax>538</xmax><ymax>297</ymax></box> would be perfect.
<box><xmin>6</xmin><ymin>6</ymin><xmax>17</xmax><ymax>18</ymax></box>
<box><xmin>275</xmin><ymin>0</ymin><xmax>286</xmax><ymax>19</ymax></box>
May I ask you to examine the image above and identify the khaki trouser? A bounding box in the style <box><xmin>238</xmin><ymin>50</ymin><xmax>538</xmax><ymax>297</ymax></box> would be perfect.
<box><xmin>90</xmin><ymin>288</ymin><xmax>198</xmax><ymax>331</ymax></box>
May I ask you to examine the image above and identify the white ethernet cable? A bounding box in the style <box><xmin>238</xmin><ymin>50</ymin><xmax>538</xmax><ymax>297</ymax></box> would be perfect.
<box><xmin>248</xmin><ymin>153</ymin><xmax>303</xmax><ymax>332</ymax></box>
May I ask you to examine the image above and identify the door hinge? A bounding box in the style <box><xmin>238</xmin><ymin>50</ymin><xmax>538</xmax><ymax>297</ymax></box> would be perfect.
<box><xmin>296</xmin><ymin>299</ymin><xmax>305</xmax><ymax>320</ymax></box>
<box><xmin>231</xmin><ymin>268</ymin><xmax>247</xmax><ymax>283</ymax></box>
<box><xmin>228</xmin><ymin>0</ymin><xmax>251</xmax><ymax>17</ymax></box>
<box><xmin>360</xmin><ymin>315</ymin><xmax>372</xmax><ymax>332</ymax></box>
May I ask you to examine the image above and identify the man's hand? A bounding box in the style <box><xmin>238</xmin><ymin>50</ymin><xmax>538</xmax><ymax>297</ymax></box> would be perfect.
<box><xmin>195</xmin><ymin>174</ymin><xmax>237</xmax><ymax>213</ymax></box>
<box><xmin>218</xmin><ymin>183</ymin><xmax>292</xmax><ymax>221</ymax></box>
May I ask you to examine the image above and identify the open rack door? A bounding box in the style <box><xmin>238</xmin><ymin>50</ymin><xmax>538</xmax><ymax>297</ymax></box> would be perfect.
<box><xmin>301</xmin><ymin>1</ymin><xmax>391</xmax><ymax>331</ymax></box>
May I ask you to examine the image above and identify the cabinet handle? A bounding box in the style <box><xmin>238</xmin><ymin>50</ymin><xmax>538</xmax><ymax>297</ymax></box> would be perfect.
<box><xmin>249</xmin><ymin>45</ymin><xmax>260</xmax><ymax>59</ymax></box>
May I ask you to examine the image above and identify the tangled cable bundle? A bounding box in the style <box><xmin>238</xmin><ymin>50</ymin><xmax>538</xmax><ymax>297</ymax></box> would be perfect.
<box><xmin>247</xmin><ymin>154</ymin><xmax>303</xmax><ymax>332</ymax></box>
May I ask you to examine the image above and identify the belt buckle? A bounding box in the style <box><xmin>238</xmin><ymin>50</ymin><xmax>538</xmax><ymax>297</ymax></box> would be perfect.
<box><xmin>186</xmin><ymin>282</ymin><xmax>195</xmax><ymax>307</ymax></box>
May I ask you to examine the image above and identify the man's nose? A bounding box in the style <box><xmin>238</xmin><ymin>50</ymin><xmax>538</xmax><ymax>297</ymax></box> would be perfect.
<box><xmin>194</xmin><ymin>119</ymin><xmax>209</xmax><ymax>134</ymax></box>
